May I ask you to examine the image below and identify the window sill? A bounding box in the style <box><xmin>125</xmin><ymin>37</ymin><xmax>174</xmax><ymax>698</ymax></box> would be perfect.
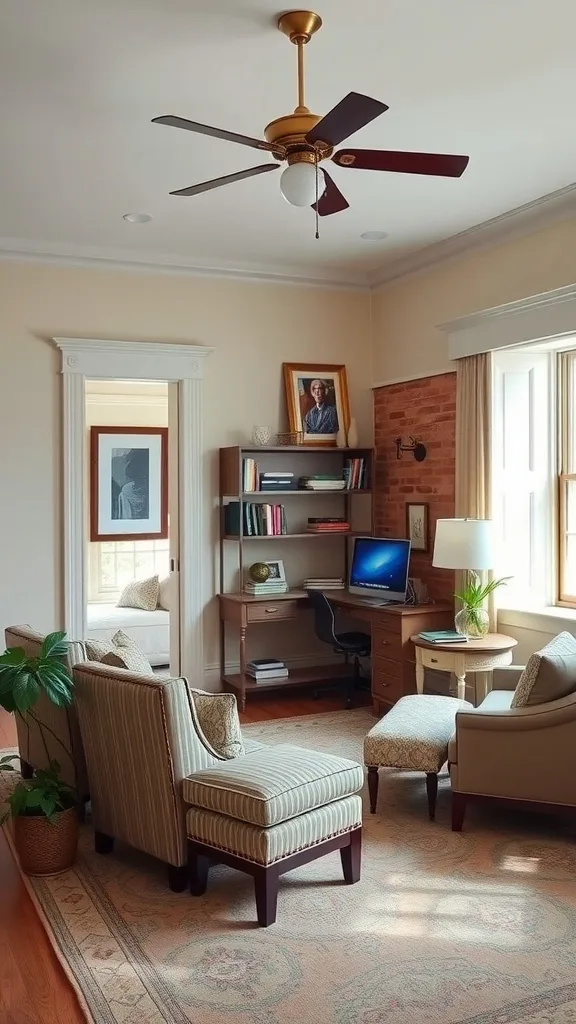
<box><xmin>498</xmin><ymin>605</ymin><xmax>576</xmax><ymax>634</ymax></box>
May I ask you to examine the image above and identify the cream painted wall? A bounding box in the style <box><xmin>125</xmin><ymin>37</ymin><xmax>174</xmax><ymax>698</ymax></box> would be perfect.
<box><xmin>0</xmin><ymin>261</ymin><xmax>371</xmax><ymax>672</ymax></box>
<box><xmin>372</xmin><ymin>215</ymin><xmax>576</xmax><ymax>383</ymax></box>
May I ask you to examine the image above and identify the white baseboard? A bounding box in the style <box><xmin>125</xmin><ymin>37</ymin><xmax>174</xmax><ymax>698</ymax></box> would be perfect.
<box><xmin>202</xmin><ymin>651</ymin><xmax>342</xmax><ymax>692</ymax></box>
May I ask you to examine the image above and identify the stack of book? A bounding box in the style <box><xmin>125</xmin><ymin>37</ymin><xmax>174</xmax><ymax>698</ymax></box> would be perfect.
<box><xmin>418</xmin><ymin>630</ymin><xmax>467</xmax><ymax>644</ymax></box>
<box><xmin>343</xmin><ymin>457</ymin><xmax>368</xmax><ymax>489</ymax></box>
<box><xmin>246</xmin><ymin>658</ymin><xmax>289</xmax><ymax>683</ymax></box>
<box><xmin>304</xmin><ymin>577</ymin><xmax>345</xmax><ymax>590</ymax></box>
<box><xmin>242</xmin><ymin>457</ymin><xmax>258</xmax><ymax>492</ymax></box>
<box><xmin>306</xmin><ymin>516</ymin><xmax>351</xmax><ymax>533</ymax></box>
<box><xmin>225</xmin><ymin>501</ymin><xmax>287</xmax><ymax>536</ymax></box>
<box><xmin>259</xmin><ymin>470</ymin><xmax>297</xmax><ymax>492</ymax></box>
<box><xmin>300</xmin><ymin>474</ymin><xmax>346</xmax><ymax>491</ymax></box>
<box><xmin>244</xmin><ymin>578</ymin><xmax>289</xmax><ymax>595</ymax></box>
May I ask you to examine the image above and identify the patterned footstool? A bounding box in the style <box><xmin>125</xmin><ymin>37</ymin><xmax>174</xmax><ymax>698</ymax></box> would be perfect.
<box><xmin>183</xmin><ymin>744</ymin><xmax>364</xmax><ymax>926</ymax></box>
<box><xmin>364</xmin><ymin>694</ymin><xmax>473</xmax><ymax>819</ymax></box>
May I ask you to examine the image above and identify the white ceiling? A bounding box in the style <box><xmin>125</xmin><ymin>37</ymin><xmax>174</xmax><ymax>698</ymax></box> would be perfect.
<box><xmin>2</xmin><ymin>0</ymin><xmax>576</xmax><ymax>286</ymax></box>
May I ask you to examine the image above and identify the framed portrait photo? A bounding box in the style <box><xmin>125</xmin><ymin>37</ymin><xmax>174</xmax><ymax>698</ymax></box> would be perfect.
<box><xmin>406</xmin><ymin>502</ymin><xmax>429</xmax><ymax>553</ymax></box>
<box><xmin>264</xmin><ymin>559</ymin><xmax>286</xmax><ymax>582</ymax></box>
<box><xmin>90</xmin><ymin>426</ymin><xmax>168</xmax><ymax>542</ymax></box>
<box><xmin>283</xmin><ymin>362</ymin><xmax>350</xmax><ymax>446</ymax></box>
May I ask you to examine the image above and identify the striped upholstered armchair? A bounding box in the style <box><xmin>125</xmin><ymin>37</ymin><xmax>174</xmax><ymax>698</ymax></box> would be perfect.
<box><xmin>72</xmin><ymin>661</ymin><xmax>267</xmax><ymax>891</ymax></box>
<box><xmin>4</xmin><ymin>625</ymin><xmax>89</xmax><ymax>797</ymax></box>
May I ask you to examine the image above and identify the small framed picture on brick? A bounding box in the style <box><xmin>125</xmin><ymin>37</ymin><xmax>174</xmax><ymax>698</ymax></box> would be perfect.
<box><xmin>406</xmin><ymin>502</ymin><xmax>429</xmax><ymax>552</ymax></box>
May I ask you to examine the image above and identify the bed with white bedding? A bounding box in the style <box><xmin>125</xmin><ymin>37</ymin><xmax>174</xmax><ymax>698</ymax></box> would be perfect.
<box><xmin>86</xmin><ymin>603</ymin><xmax>170</xmax><ymax>667</ymax></box>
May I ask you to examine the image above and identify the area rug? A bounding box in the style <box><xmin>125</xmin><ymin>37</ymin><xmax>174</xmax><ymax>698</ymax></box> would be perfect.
<box><xmin>3</xmin><ymin>708</ymin><xmax>576</xmax><ymax>1024</ymax></box>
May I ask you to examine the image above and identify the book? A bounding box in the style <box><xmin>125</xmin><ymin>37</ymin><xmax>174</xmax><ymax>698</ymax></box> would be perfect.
<box><xmin>308</xmin><ymin>517</ymin><xmax>347</xmax><ymax>524</ymax></box>
<box><xmin>246</xmin><ymin>667</ymin><xmax>290</xmax><ymax>680</ymax></box>
<box><xmin>248</xmin><ymin>658</ymin><xmax>286</xmax><ymax>670</ymax></box>
<box><xmin>418</xmin><ymin>630</ymin><xmax>467</xmax><ymax>644</ymax></box>
<box><xmin>225</xmin><ymin>501</ymin><xmax>288</xmax><ymax>536</ymax></box>
<box><xmin>261</xmin><ymin>471</ymin><xmax>294</xmax><ymax>477</ymax></box>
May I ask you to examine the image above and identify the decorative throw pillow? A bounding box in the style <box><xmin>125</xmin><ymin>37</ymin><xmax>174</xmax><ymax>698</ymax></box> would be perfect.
<box><xmin>189</xmin><ymin>688</ymin><xmax>244</xmax><ymax>759</ymax></box>
<box><xmin>511</xmin><ymin>631</ymin><xmax>576</xmax><ymax>707</ymax></box>
<box><xmin>117</xmin><ymin>575</ymin><xmax>159</xmax><ymax>612</ymax></box>
<box><xmin>86</xmin><ymin>630</ymin><xmax>154</xmax><ymax>677</ymax></box>
<box><xmin>158</xmin><ymin>575</ymin><xmax>172</xmax><ymax>611</ymax></box>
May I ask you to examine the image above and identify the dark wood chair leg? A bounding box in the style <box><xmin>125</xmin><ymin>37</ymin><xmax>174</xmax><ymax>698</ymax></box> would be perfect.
<box><xmin>254</xmin><ymin>866</ymin><xmax>279</xmax><ymax>927</ymax></box>
<box><xmin>452</xmin><ymin>791</ymin><xmax>467</xmax><ymax>832</ymax></box>
<box><xmin>167</xmin><ymin>864</ymin><xmax>188</xmax><ymax>892</ymax></box>
<box><xmin>94</xmin><ymin>831</ymin><xmax>114</xmax><ymax>854</ymax></box>
<box><xmin>426</xmin><ymin>773</ymin><xmax>438</xmax><ymax>820</ymax></box>
<box><xmin>20</xmin><ymin>758</ymin><xmax>34</xmax><ymax>780</ymax></box>
<box><xmin>189</xmin><ymin>847</ymin><xmax>211</xmax><ymax>896</ymax></box>
<box><xmin>367</xmin><ymin>766</ymin><xmax>379</xmax><ymax>813</ymax></box>
<box><xmin>340</xmin><ymin>827</ymin><xmax>362</xmax><ymax>884</ymax></box>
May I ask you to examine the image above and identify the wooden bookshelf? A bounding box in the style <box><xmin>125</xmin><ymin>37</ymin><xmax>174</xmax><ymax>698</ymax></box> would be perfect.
<box><xmin>218</xmin><ymin>444</ymin><xmax>374</xmax><ymax>707</ymax></box>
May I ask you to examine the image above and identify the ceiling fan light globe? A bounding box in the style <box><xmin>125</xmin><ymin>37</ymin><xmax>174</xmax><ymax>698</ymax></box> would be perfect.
<box><xmin>279</xmin><ymin>162</ymin><xmax>326</xmax><ymax>207</ymax></box>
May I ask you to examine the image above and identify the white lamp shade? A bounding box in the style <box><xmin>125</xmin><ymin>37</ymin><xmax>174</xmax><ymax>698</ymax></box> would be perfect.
<box><xmin>280</xmin><ymin>162</ymin><xmax>326</xmax><ymax>207</ymax></box>
<box><xmin>432</xmin><ymin>518</ymin><xmax>495</xmax><ymax>571</ymax></box>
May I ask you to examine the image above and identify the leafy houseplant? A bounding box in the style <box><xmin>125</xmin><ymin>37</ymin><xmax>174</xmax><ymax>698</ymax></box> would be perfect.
<box><xmin>454</xmin><ymin>572</ymin><xmax>511</xmax><ymax>638</ymax></box>
<box><xmin>0</xmin><ymin>631</ymin><xmax>80</xmax><ymax>875</ymax></box>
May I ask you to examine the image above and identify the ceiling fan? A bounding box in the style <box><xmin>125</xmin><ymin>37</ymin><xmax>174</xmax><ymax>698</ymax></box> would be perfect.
<box><xmin>152</xmin><ymin>10</ymin><xmax>469</xmax><ymax>217</ymax></box>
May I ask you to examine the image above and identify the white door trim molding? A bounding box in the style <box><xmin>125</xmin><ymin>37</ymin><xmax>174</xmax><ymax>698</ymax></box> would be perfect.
<box><xmin>438</xmin><ymin>283</ymin><xmax>576</xmax><ymax>360</ymax></box>
<box><xmin>55</xmin><ymin>338</ymin><xmax>214</xmax><ymax>685</ymax></box>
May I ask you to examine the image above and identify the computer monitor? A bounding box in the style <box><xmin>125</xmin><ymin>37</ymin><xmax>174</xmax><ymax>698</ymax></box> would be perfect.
<box><xmin>349</xmin><ymin>536</ymin><xmax>411</xmax><ymax>603</ymax></box>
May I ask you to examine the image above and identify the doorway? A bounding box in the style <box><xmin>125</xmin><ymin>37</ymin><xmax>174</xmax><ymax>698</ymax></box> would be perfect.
<box><xmin>56</xmin><ymin>338</ymin><xmax>213</xmax><ymax>684</ymax></box>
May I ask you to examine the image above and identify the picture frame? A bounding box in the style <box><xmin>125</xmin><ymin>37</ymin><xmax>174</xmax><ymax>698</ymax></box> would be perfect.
<box><xmin>406</xmin><ymin>502</ymin><xmax>429</xmax><ymax>553</ymax></box>
<box><xmin>282</xmin><ymin>362</ymin><xmax>351</xmax><ymax>446</ymax></box>
<box><xmin>264</xmin><ymin>559</ymin><xmax>286</xmax><ymax>582</ymax></box>
<box><xmin>90</xmin><ymin>426</ymin><xmax>168</xmax><ymax>542</ymax></box>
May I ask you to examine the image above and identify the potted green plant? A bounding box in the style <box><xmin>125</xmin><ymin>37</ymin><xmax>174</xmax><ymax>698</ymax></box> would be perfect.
<box><xmin>0</xmin><ymin>631</ymin><xmax>80</xmax><ymax>875</ymax></box>
<box><xmin>454</xmin><ymin>572</ymin><xmax>511</xmax><ymax>638</ymax></box>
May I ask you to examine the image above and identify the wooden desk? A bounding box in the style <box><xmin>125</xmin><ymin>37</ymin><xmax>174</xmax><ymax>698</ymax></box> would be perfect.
<box><xmin>218</xmin><ymin>591</ymin><xmax>453</xmax><ymax>711</ymax></box>
<box><xmin>411</xmin><ymin>633</ymin><xmax>518</xmax><ymax>703</ymax></box>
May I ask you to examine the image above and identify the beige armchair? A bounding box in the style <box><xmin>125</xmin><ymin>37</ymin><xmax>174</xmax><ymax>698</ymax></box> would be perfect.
<box><xmin>72</xmin><ymin>661</ymin><xmax>266</xmax><ymax>891</ymax></box>
<box><xmin>5</xmin><ymin>626</ymin><xmax>89</xmax><ymax>796</ymax></box>
<box><xmin>449</xmin><ymin>666</ymin><xmax>576</xmax><ymax>830</ymax></box>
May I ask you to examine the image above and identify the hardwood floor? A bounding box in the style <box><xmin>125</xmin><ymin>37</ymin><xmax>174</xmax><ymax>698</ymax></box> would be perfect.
<box><xmin>0</xmin><ymin>690</ymin><xmax>369</xmax><ymax>1023</ymax></box>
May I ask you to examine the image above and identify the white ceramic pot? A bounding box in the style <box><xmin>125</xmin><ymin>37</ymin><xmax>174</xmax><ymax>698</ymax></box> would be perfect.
<box><xmin>251</xmin><ymin>425</ymin><xmax>272</xmax><ymax>446</ymax></box>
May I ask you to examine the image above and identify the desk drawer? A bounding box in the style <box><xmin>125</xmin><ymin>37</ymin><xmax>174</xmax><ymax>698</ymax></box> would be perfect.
<box><xmin>372</xmin><ymin>657</ymin><xmax>404</xmax><ymax>703</ymax></box>
<box><xmin>372</xmin><ymin>626</ymin><xmax>403</xmax><ymax>660</ymax></box>
<box><xmin>419</xmin><ymin>648</ymin><xmax>458</xmax><ymax>673</ymax></box>
<box><xmin>247</xmin><ymin>600</ymin><xmax>298</xmax><ymax>623</ymax></box>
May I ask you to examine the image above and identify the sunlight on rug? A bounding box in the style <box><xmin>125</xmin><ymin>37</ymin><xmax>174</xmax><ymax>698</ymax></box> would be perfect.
<box><xmin>3</xmin><ymin>708</ymin><xmax>576</xmax><ymax>1024</ymax></box>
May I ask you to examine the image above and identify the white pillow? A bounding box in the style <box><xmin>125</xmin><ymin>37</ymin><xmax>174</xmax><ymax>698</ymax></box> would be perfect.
<box><xmin>189</xmin><ymin>688</ymin><xmax>245</xmax><ymax>759</ymax></box>
<box><xmin>117</xmin><ymin>575</ymin><xmax>159</xmax><ymax>612</ymax></box>
<box><xmin>158</xmin><ymin>575</ymin><xmax>172</xmax><ymax>611</ymax></box>
<box><xmin>86</xmin><ymin>630</ymin><xmax>154</xmax><ymax>677</ymax></box>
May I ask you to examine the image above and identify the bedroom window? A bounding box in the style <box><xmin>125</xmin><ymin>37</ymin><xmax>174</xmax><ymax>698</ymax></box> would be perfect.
<box><xmin>558</xmin><ymin>351</ymin><xmax>576</xmax><ymax>605</ymax></box>
<box><xmin>88</xmin><ymin>539</ymin><xmax>170</xmax><ymax>603</ymax></box>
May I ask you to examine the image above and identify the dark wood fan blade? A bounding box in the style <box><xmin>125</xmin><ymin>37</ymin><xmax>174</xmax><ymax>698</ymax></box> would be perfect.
<box><xmin>152</xmin><ymin>115</ymin><xmax>284</xmax><ymax>156</ymax></box>
<box><xmin>333</xmin><ymin>149</ymin><xmax>469</xmax><ymax>177</ymax></box>
<box><xmin>170</xmin><ymin>164</ymin><xmax>279</xmax><ymax>197</ymax></box>
<box><xmin>306</xmin><ymin>93</ymin><xmax>388</xmax><ymax>148</ymax></box>
<box><xmin>312</xmin><ymin>170</ymin><xmax>349</xmax><ymax>216</ymax></box>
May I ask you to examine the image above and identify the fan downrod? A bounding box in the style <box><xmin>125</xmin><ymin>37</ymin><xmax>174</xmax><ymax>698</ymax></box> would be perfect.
<box><xmin>265</xmin><ymin>11</ymin><xmax>330</xmax><ymax>159</ymax></box>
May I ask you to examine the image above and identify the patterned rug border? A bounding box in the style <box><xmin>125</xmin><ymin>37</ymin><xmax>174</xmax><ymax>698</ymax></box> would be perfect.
<box><xmin>242</xmin><ymin>706</ymin><xmax>374</xmax><ymax>729</ymax></box>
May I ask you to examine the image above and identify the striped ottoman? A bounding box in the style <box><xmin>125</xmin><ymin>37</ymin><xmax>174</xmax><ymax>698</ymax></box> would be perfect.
<box><xmin>183</xmin><ymin>744</ymin><xmax>364</xmax><ymax>926</ymax></box>
<box><xmin>364</xmin><ymin>694</ymin><xmax>473</xmax><ymax>819</ymax></box>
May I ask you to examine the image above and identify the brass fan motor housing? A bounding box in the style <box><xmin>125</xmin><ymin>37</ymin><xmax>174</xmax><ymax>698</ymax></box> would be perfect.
<box><xmin>264</xmin><ymin>111</ymin><xmax>333</xmax><ymax>160</ymax></box>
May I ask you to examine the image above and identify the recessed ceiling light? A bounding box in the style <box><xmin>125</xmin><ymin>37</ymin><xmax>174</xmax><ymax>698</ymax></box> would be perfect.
<box><xmin>122</xmin><ymin>212</ymin><xmax>152</xmax><ymax>223</ymax></box>
<box><xmin>361</xmin><ymin>230</ymin><xmax>388</xmax><ymax>241</ymax></box>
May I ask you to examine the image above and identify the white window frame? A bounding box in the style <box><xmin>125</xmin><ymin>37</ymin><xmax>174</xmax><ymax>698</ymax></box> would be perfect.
<box><xmin>88</xmin><ymin>538</ymin><xmax>171</xmax><ymax>603</ymax></box>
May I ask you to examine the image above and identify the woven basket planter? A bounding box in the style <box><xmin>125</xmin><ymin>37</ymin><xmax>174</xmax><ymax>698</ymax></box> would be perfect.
<box><xmin>14</xmin><ymin>805</ymin><xmax>79</xmax><ymax>875</ymax></box>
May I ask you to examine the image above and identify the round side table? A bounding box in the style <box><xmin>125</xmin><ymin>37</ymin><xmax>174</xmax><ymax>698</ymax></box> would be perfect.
<box><xmin>410</xmin><ymin>633</ymin><xmax>518</xmax><ymax>703</ymax></box>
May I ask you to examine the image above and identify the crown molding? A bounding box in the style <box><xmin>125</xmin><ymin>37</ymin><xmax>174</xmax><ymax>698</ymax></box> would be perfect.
<box><xmin>54</xmin><ymin>338</ymin><xmax>214</xmax><ymax>380</ymax></box>
<box><xmin>0</xmin><ymin>238</ymin><xmax>368</xmax><ymax>292</ymax></box>
<box><xmin>370</xmin><ymin>181</ymin><xmax>576</xmax><ymax>291</ymax></box>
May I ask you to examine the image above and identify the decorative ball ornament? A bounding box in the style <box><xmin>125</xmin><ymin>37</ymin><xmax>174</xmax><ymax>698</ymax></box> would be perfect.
<box><xmin>249</xmin><ymin>562</ymin><xmax>271</xmax><ymax>583</ymax></box>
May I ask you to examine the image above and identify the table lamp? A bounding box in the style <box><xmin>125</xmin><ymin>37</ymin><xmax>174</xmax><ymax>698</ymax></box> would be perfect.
<box><xmin>432</xmin><ymin>518</ymin><xmax>500</xmax><ymax>638</ymax></box>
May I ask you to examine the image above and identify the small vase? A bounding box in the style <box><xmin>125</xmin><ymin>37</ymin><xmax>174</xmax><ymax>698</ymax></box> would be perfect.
<box><xmin>347</xmin><ymin>417</ymin><xmax>359</xmax><ymax>448</ymax></box>
<box><xmin>251</xmin><ymin>425</ymin><xmax>272</xmax><ymax>446</ymax></box>
<box><xmin>336</xmin><ymin>426</ymin><xmax>347</xmax><ymax>447</ymax></box>
<box><xmin>455</xmin><ymin>605</ymin><xmax>490</xmax><ymax>639</ymax></box>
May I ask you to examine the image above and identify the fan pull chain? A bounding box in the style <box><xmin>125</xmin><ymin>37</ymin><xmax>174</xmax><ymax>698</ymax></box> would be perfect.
<box><xmin>314</xmin><ymin>153</ymin><xmax>320</xmax><ymax>240</ymax></box>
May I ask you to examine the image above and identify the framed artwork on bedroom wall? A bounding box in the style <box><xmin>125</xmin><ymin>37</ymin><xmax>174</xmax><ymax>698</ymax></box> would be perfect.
<box><xmin>283</xmin><ymin>362</ymin><xmax>350</xmax><ymax>446</ymax></box>
<box><xmin>406</xmin><ymin>502</ymin><xmax>429</xmax><ymax>553</ymax></box>
<box><xmin>90</xmin><ymin>426</ymin><xmax>168</xmax><ymax>542</ymax></box>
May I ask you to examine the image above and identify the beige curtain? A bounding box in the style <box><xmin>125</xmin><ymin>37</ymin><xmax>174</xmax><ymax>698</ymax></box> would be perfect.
<box><xmin>455</xmin><ymin>351</ymin><xmax>495</xmax><ymax>629</ymax></box>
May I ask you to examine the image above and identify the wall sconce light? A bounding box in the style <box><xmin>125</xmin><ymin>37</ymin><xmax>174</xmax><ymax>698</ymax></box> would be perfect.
<box><xmin>395</xmin><ymin>436</ymin><xmax>427</xmax><ymax>462</ymax></box>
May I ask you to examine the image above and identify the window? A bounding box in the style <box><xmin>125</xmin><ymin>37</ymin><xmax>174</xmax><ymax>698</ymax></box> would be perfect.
<box><xmin>88</xmin><ymin>539</ymin><xmax>170</xmax><ymax>603</ymax></box>
<box><xmin>558</xmin><ymin>351</ymin><xmax>576</xmax><ymax>604</ymax></box>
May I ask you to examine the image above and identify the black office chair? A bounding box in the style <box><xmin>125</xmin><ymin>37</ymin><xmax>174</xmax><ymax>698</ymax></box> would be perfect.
<box><xmin>306</xmin><ymin>590</ymin><xmax>371</xmax><ymax>708</ymax></box>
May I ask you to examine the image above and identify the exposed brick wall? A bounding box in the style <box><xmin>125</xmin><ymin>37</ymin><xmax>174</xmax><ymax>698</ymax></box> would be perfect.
<box><xmin>373</xmin><ymin>372</ymin><xmax>456</xmax><ymax>603</ymax></box>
